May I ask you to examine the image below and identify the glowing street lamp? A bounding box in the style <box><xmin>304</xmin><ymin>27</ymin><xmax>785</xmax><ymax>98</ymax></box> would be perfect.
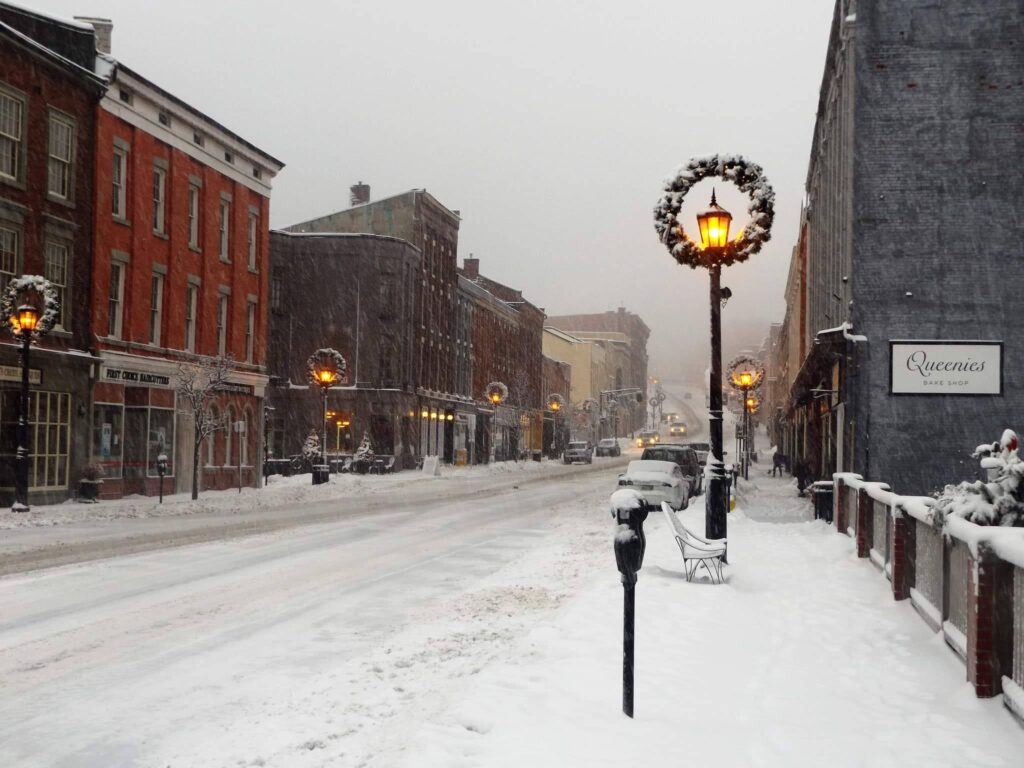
<box><xmin>306</xmin><ymin>348</ymin><xmax>347</xmax><ymax>482</ymax></box>
<box><xmin>696</xmin><ymin>189</ymin><xmax>733</xmax><ymax>250</ymax></box>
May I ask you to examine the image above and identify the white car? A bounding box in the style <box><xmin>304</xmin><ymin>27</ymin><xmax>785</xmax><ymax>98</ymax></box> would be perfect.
<box><xmin>616</xmin><ymin>459</ymin><xmax>689</xmax><ymax>511</ymax></box>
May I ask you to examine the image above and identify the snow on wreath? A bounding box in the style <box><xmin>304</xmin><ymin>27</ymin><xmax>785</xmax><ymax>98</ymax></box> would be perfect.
<box><xmin>306</xmin><ymin>348</ymin><xmax>347</xmax><ymax>386</ymax></box>
<box><xmin>653</xmin><ymin>154</ymin><xmax>775</xmax><ymax>269</ymax></box>
<box><xmin>484</xmin><ymin>381</ymin><xmax>508</xmax><ymax>403</ymax></box>
<box><xmin>726</xmin><ymin>355</ymin><xmax>766</xmax><ymax>391</ymax></box>
<box><xmin>933</xmin><ymin>429</ymin><xmax>1024</xmax><ymax>527</ymax></box>
<box><xmin>0</xmin><ymin>275</ymin><xmax>60</xmax><ymax>336</ymax></box>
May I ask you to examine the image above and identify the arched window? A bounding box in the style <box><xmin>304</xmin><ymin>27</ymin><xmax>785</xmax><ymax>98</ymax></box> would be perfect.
<box><xmin>207</xmin><ymin>405</ymin><xmax>219</xmax><ymax>466</ymax></box>
<box><xmin>241</xmin><ymin>408</ymin><xmax>252</xmax><ymax>466</ymax></box>
<box><xmin>224</xmin><ymin>406</ymin><xmax>234</xmax><ymax>466</ymax></box>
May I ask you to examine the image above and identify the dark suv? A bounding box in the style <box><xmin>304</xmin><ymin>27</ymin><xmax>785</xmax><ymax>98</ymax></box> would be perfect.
<box><xmin>640</xmin><ymin>444</ymin><xmax>702</xmax><ymax>496</ymax></box>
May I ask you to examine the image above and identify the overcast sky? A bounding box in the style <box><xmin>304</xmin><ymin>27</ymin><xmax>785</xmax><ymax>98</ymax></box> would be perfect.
<box><xmin>38</xmin><ymin>0</ymin><xmax>835</xmax><ymax>385</ymax></box>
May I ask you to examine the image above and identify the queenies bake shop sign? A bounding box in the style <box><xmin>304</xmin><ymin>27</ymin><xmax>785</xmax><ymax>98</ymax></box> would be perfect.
<box><xmin>890</xmin><ymin>341</ymin><xmax>1002</xmax><ymax>395</ymax></box>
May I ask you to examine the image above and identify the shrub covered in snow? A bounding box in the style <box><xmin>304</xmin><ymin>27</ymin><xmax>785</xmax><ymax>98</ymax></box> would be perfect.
<box><xmin>301</xmin><ymin>430</ymin><xmax>321</xmax><ymax>462</ymax></box>
<box><xmin>933</xmin><ymin>429</ymin><xmax>1024</xmax><ymax>527</ymax></box>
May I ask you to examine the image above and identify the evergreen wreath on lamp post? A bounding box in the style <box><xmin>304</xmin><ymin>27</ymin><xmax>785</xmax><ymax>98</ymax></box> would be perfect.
<box><xmin>0</xmin><ymin>275</ymin><xmax>60</xmax><ymax>337</ymax></box>
<box><xmin>653</xmin><ymin>154</ymin><xmax>776</xmax><ymax>269</ymax></box>
<box><xmin>306</xmin><ymin>348</ymin><xmax>347</xmax><ymax>480</ymax></box>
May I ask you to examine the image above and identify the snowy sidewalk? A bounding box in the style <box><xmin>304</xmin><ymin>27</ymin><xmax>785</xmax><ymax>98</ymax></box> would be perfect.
<box><xmin>402</xmin><ymin>472</ymin><xmax>1024</xmax><ymax>768</ymax></box>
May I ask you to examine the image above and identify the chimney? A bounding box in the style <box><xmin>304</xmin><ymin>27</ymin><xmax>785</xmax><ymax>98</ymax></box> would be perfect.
<box><xmin>75</xmin><ymin>17</ymin><xmax>113</xmax><ymax>54</ymax></box>
<box><xmin>463</xmin><ymin>255</ymin><xmax>479</xmax><ymax>279</ymax></box>
<box><xmin>349</xmin><ymin>181</ymin><xmax>370</xmax><ymax>207</ymax></box>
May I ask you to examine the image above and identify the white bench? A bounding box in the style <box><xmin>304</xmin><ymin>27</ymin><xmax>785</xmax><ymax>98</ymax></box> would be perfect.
<box><xmin>660</xmin><ymin>502</ymin><xmax>727</xmax><ymax>584</ymax></box>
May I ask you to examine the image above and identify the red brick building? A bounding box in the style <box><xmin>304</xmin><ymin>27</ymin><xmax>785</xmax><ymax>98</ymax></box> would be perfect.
<box><xmin>0</xmin><ymin>7</ymin><xmax>104</xmax><ymax>506</ymax></box>
<box><xmin>87</xmin><ymin>30</ymin><xmax>283</xmax><ymax>497</ymax></box>
<box><xmin>458</xmin><ymin>256</ymin><xmax>545</xmax><ymax>461</ymax></box>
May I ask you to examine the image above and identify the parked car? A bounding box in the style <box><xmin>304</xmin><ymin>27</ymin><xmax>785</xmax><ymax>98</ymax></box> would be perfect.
<box><xmin>668</xmin><ymin>423</ymin><xmax>687</xmax><ymax>437</ymax></box>
<box><xmin>686</xmin><ymin>442</ymin><xmax>711</xmax><ymax>464</ymax></box>
<box><xmin>636</xmin><ymin>430</ymin><xmax>660</xmax><ymax>448</ymax></box>
<box><xmin>617</xmin><ymin>459</ymin><xmax>689</xmax><ymax>511</ymax></box>
<box><xmin>641</xmin><ymin>444</ymin><xmax>702</xmax><ymax>496</ymax></box>
<box><xmin>563</xmin><ymin>441</ymin><xmax>593</xmax><ymax>464</ymax></box>
<box><xmin>596</xmin><ymin>438</ymin><xmax>621</xmax><ymax>457</ymax></box>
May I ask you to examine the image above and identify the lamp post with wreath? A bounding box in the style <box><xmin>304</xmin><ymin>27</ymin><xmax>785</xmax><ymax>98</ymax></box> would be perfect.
<box><xmin>654</xmin><ymin>155</ymin><xmax>775</xmax><ymax>542</ymax></box>
<box><xmin>307</xmin><ymin>348</ymin><xmax>347</xmax><ymax>482</ymax></box>
<box><xmin>485</xmin><ymin>381</ymin><xmax>508</xmax><ymax>462</ymax></box>
<box><xmin>547</xmin><ymin>393</ymin><xmax>566</xmax><ymax>457</ymax></box>
<box><xmin>727</xmin><ymin>355</ymin><xmax>765</xmax><ymax>480</ymax></box>
<box><xmin>2</xmin><ymin>276</ymin><xmax>59</xmax><ymax>512</ymax></box>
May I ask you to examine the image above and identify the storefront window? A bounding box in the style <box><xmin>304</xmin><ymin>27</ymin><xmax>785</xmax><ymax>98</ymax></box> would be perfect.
<box><xmin>0</xmin><ymin>390</ymin><xmax>70</xmax><ymax>490</ymax></box>
<box><xmin>91</xmin><ymin>403</ymin><xmax>124</xmax><ymax>479</ymax></box>
<box><xmin>148</xmin><ymin>408</ymin><xmax>175</xmax><ymax>477</ymax></box>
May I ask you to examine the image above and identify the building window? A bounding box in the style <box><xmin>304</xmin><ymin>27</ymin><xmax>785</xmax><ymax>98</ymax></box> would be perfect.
<box><xmin>188</xmin><ymin>185</ymin><xmax>200</xmax><ymax>248</ymax></box>
<box><xmin>247</xmin><ymin>212</ymin><xmax>258</xmax><ymax>270</ymax></box>
<box><xmin>193</xmin><ymin>131</ymin><xmax>204</xmax><ymax>147</ymax></box>
<box><xmin>0</xmin><ymin>89</ymin><xmax>24</xmax><ymax>182</ymax></box>
<box><xmin>158</xmin><ymin>110</ymin><xmax>171</xmax><ymax>128</ymax></box>
<box><xmin>149</xmin><ymin>272</ymin><xmax>164</xmax><ymax>346</ymax></box>
<box><xmin>91</xmin><ymin>403</ymin><xmax>123</xmax><ymax>479</ymax></box>
<box><xmin>241</xmin><ymin>410</ymin><xmax>251</xmax><ymax>466</ymax></box>
<box><xmin>245</xmin><ymin>300</ymin><xmax>256</xmax><ymax>363</ymax></box>
<box><xmin>44</xmin><ymin>241</ymin><xmax>69</xmax><ymax>329</ymax></box>
<box><xmin>112</xmin><ymin>148</ymin><xmax>128</xmax><ymax>219</ymax></box>
<box><xmin>147</xmin><ymin>408</ymin><xmax>174</xmax><ymax>477</ymax></box>
<box><xmin>0</xmin><ymin>390</ymin><xmax>70</xmax><ymax>490</ymax></box>
<box><xmin>152</xmin><ymin>166</ymin><xmax>166</xmax><ymax>234</ymax></box>
<box><xmin>217</xmin><ymin>293</ymin><xmax>228</xmax><ymax>355</ymax></box>
<box><xmin>0</xmin><ymin>225</ymin><xmax>19</xmax><ymax>292</ymax></box>
<box><xmin>47</xmin><ymin>114</ymin><xmax>74</xmax><ymax>200</ymax></box>
<box><xmin>270</xmin><ymin>267</ymin><xmax>283</xmax><ymax>313</ymax></box>
<box><xmin>252</xmin><ymin>167</ymin><xmax>261</xmax><ymax>180</ymax></box>
<box><xmin>118</xmin><ymin>88</ymin><xmax>133</xmax><ymax>104</ymax></box>
<box><xmin>108</xmin><ymin>261</ymin><xmax>124</xmax><ymax>338</ymax></box>
<box><xmin>218</xmin><ymin>199</ymin><xmax>230</xmax><ymax>260</ymax></box>
<box><xmin>224</xmin><ymin>406</ymin><xmax>234</xmax><ymax>466</ymax></box>
<box><xmin>224</xmin><ymin>150</ymin><xmax>234</xmax><ymax>164</ymax></box>
<box><xmin>207</xmin><ymin>406</ymin><xmax>219</xmax><ymax>466</ymax></box>
<box><xmin>185</xmin><ymin>283</ymin><xmax>198</xmax><ymax>353</ymax></box>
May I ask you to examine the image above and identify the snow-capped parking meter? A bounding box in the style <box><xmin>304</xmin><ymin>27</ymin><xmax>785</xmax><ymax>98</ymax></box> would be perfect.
<box><xmin>156</xmin><ymin>453</ymin><xmax>168</xmax><ymax>503</ymax></box>
<box><xmin>611</xmin><ymin>489</ymin><xmax>649</xmax><ymax>719</ymax></box>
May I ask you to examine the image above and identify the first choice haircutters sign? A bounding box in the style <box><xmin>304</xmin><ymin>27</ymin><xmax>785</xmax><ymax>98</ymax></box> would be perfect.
<box><xmin>890</xmin><ymin>341</ymin><xmax>1002</xmax><ymax>395</ymax></box>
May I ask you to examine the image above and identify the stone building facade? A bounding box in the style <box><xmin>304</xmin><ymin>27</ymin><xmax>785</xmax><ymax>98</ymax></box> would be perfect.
<box><xmin>0</xmin><ymin>7</ymin><xmax>104</xmax><ymax>506</ymax></box>
<box><xmin>286</xmin><ymin>188</ymin><xmax>475</xmax><ymax>458</ymax></box>
<box><xmin>266</xmin><ymin>231</ymin><xmax>421</xmax><ymax>467</ymax></box>
<box><xmin>777</xmin><ymin>0</ymin><xmax>1024</xmax><ymax>494</ymax></box>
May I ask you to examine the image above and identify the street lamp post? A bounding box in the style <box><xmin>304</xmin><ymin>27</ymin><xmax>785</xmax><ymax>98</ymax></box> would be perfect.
<box><xmin>10</xmin><ymin>303</ymin><xmax>40</xmax><ymax>512</ymax></box>
<box><xmin>307</xmin><ymin>348</ymin><xmax>347</xmax><ymax>483</ymax></box>
<box><xmin>485</xmin><ymin>382</ymin><xmax>507</xmax><ymax>463</ymax></box>
<box><xmin>700</xmin><ymin>192</ymin><xmax>733</xmax><ymax>543</ymax></box>
<box><xmin>655</xmin><ymin>154</ymin><xmax>775</xmax><ymax>545</ymax></box>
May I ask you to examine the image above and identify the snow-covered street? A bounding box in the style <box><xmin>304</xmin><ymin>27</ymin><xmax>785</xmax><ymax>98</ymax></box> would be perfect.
<box><xmin>2</xmin><ymin>466</ymin><xmax>1023</xmax><ymax>767</ymax></box>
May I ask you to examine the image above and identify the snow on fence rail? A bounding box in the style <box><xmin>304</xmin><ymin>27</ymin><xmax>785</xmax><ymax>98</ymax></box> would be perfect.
<box><xmin>832</xmin><ymin>473</ymin><xmax>1024</xmax><ymax>720</ymax></box>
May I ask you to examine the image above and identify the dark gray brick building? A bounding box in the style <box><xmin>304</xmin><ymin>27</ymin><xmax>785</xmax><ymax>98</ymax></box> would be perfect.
<box><xmin>782</xmin><ymin>0</ymin><xmax>1024</xmax><ymax>494</ymax></box>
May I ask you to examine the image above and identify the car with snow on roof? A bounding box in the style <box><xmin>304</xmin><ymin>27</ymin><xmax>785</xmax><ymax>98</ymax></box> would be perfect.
<box><xmin>596</xmin><ymin>438</ymin><xmax>621</xmax><ymax>457</ymax></box>
<box><xmin>616</xmin><ymin>459</ymin><xmax>689</xmax><ymax>511</ymax></box>
<box><xmin>562</xmin><ymin>441</ymin><xmax>593</xmax><ymax>464</ymax></box>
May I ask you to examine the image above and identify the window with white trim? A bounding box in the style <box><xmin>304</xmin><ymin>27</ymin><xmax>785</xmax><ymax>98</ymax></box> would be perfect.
<box><xmin>245</xmin><ymin>300</ymin><xmax>256</xmax><ymax>363</ymax></box>
<box><xmin>108</xmin><ymin>261</ymin><xmax>124</xmax><ymax>338</ymax></box>
<box><xmin>0</xmin><ymin>390</ymin><xmax>70</xmax><ymax>490</ymax></box>
<box><xmin>152</xmin><ymin>166</ymin><xmax>166</xmax><ymax>234</ymax></box>
<box><xmin>218</xmin><ymin>199</ymin><xmax>230</xmax><ymax>259</ymax></box>
<box><xmin>188</xmin><ymin>185</ymin><xmax>200</xmax><ymax>248</ymax></box>
<box><xmin>47</xmin><ymin>114</ymin><xmax>74</xmax><ymax>200</ymax></box>
<box><xmin>44</xmin><ymin>241</ymin><xmax>69</xmax><ymax>329</ymax></box>
<box><xmin>149</xmin><ymin>272</ymin><xmax>164</xmax><ymax>346</ymax></box>
<box><xmin>217</xmin><ymin>293</ymin><xmax>229</xmax><ymax>356</ymax></box>
<box><xmin>185</xmin><ymin>283</ymin><xmax>198</xmax><ymax>353</ymax></box>
<box><xmin>224</xmin><ymin>406</ymin><xmax>234</xmax><ymax>466</ymax></box>
<box><xmin>247</xmin><ymin>212</ymin><xmax>258</xmax><ymax>270</ymax></box>
<box><xmin>0</xmin><ymin>89</ymin><xmax>23</xmax><ymax>182</ymax></box>
<box><xmin>112</xmin><ymin>147</ymin><xmax>128</xmax><ymax>218</ymax></box>
<box><xmin>0</xmin><ymin>225</ymin><xmax>19</xmax><ymax>292</ymax></box>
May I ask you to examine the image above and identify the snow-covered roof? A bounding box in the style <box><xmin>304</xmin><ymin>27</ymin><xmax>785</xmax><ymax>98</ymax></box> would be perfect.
<box><xmin>0</xmin><ymin>18</ymin><xmax>104</xmax><ymax>87</ymax></box>
<box><xmin>271</xmin><ymin>230</ymin><xmax>418</xmax><ymax>250</ymax></box>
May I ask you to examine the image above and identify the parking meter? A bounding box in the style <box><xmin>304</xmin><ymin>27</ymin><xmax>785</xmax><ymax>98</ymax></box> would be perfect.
<box><xmin>610</xmin><ymin>489</ymin><xmax>649</xmax><ymax>718</ymax></box>
<box><xmin>613</xmin><ymin>503</ymin><xmax>648</xmax><ymax>585</ymax></box>
<box><xmin>156</xmin><ymin>453</ymin><xmax>168</xmax><ymax>503</ymax></box>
